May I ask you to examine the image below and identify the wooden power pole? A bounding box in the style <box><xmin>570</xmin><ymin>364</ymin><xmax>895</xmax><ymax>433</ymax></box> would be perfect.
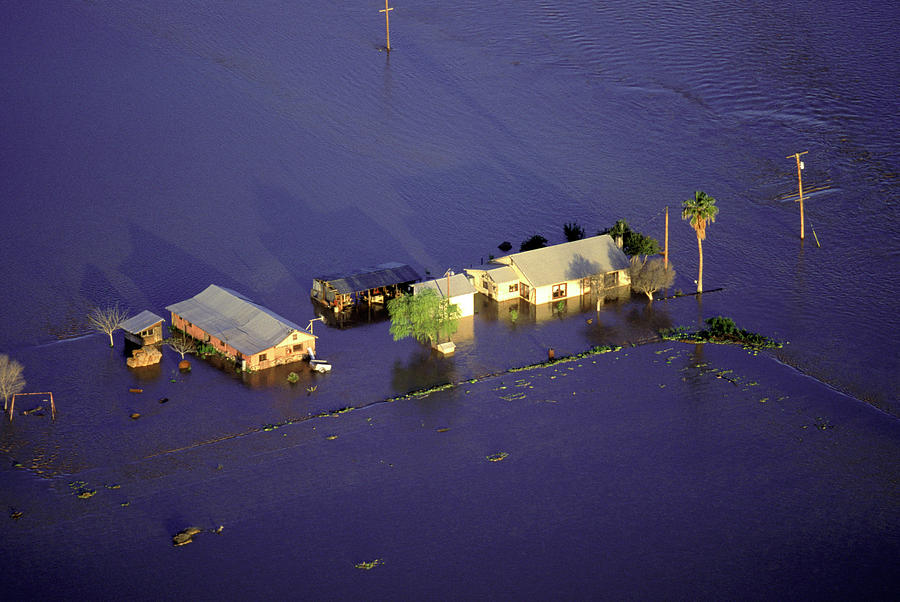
<box><xmin>380</xmin><ymin>0</ymin><xmax>394</xmax><ymax>52</ymax></box>
<box><xmin>787</xmin><ymin>151</ymin><xmax>808</xmax><ymax>240</ymax></box>
<box><xmin>663</xmin><ymin>206</ymin><xmax>669</xmax><ymax>270</ymax></box>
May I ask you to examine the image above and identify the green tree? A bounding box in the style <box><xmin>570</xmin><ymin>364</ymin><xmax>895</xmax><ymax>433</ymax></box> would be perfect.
<box><xmin>600</xmin><ymin>219</ymin><xmax>660</xmax><ymax>256</ymax></box>
<box><xmin>388</xmin><ymin>288</ymin><xmax>461</xmax><ymax>345</ymax></box>
<box><xmin>681</xmin><ymin>191</ymin><xmax>719</xmax><ymax>293</ymax></box>
<box><xmin>519</xmin><ymin>234</ymin><xmax>548</xmax><ymax>252</ymax></box>
<box><xmin>563</xmin><ymin>222</ymin><xmax>585</xmax><ymax>242</ymax></box>
<box><xmin>0</xmin><ymin>354</ymin><xmax>26</xmax><ymax>411</ymax></box>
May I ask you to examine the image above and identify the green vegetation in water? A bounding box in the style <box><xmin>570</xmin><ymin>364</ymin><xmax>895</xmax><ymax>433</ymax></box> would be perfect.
<box><xmin>77</xmin><ymin>490</ymin><xmax>96</xmax><ymax>499</ymax></box>
<box><xmin>286</xmin><ymin>372</ymin><xmax>300</xmax><ymax>384</ymax></box>
<box><xmin>486</xmin><ymin>452</ymin><xmax>509</xmax><ymax>462</ymax></box>
<box><xmin>355</xmin><ymin>558</ymin><xmax>384</xmax><ymax>570</ymax></box>
<box><xmin>172</xmin><ymin>526</ymin><xmax>203</xmax><ymax>547</ymax></box>
<box><xmin>660</xmin><ymin>316</ymin><xmax>782</xmax><ymax>349</ymax></box>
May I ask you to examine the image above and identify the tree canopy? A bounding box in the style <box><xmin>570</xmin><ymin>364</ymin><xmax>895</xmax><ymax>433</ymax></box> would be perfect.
<box><xmin>600</xmin><ymin>219</ymin><xmax>660</xmax><ymax>256</ymax></box>
<box><xmin>388</xmin><ymin>289</ymin><xmax>461</xmax><ymax>345</ymax></box>
<box><xmin>87</xmin><ymin>304</ymin><xmax>129</xmax><ymax>347</ymax></box>
<box><xmin>519</xmin><ymin>234</ymin><xmax>548</xmax><ymax>252</ymax></box>
<box><xmin>0</xmin><ymin>354</ymin><xmax>26</xmax><ymax>410</ymax></box>
<box><xmin>563</xmin><ymin>222</ymin><xmax>585</xmax><ymax>242</ymax></box>
<box><xmin>628</xmin><ymin>256</ymin><xmax>675</xmax><ymax>301</ymax></box>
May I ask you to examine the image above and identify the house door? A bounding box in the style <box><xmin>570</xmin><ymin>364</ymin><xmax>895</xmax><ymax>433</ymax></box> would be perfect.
<box><xmin>519</xmin><ymin>282</ymin><xmax>530</xmax><ymax>301</ymax></box>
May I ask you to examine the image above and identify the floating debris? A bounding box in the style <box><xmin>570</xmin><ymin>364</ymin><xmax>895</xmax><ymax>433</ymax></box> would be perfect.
<box><xmin>158</xmin><ymin>397</ymin><xmax>169</xmax><ymax>404</ymax></box>
<box><xmin>120</xmin><ymin>501</ymin><xmax>130</xmax><ymax>507</ymax></box>
<box><xmin>355</xmin><ymin>558</ymin><xmax>384</xmax><ymax>570</ymax></box>
<box><xmin>77</xmin><ymin>490</ymin><xmax>96</xmax><ymax>499</ymax></box>
<box><xmin>105</xmin><ymin>483</ymin><xmax>121</xmax><ymax>489</ymax></box>
<box><xmin>129</xmin><ymin>388</ymin><xmax>143</xmax><ymax>394</ymax></box>
<box><xmin>486</xmin><ymin>452</ymin><xmax>509</xmax><ymax>462</ymax></box>
<box><xmin>130</xmin><ymin>413</ymin><xmax>141</xmax><ymax>420</ymax></box>
<box><xmin>326</xmin><ymin>434</ymin><xmax>338</xmax><ymax>440</ymax></box>
<box><xmin>9</xmin><ymin>508</ymin><xmax>23</xmax><ymax>520</ymax></box>
<box><xmin>436</xmin><ymin>427</ymin><xmax>451</xmax><ymax>433</ymax></box>
<box><xmin>172</xmin><ymin>526</ymin><xmax>203</xmax><ymax>547</ymax></box>
<box><xmin>500</xmin><ymin>392</ymin><xmax>527</xmax><ymax>401</ymax></box>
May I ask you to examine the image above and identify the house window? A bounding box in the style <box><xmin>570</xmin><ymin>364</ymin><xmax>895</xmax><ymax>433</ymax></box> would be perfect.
<box><xmin>603</xmin><ymin>272</ymin><xmax>619</xmax><ymax>288</ymax></box>
<box><xmin>552</xmin><ymin>283</ymin><xmax>567</xmax><ymax>299</ymax></box>
<box><xmin>292</xmin><ymin>344</ymin><xmax>303</xmax><ymax>352</ymax></box>
<box><xmin>508</xmin><ymin>283</ymin><xmax>518</xmax><ymax>293</ymax></box>
<box><xmin>258</xmin><ymin>353</ymin><xmax>267</xmax><ymax>362</ymax></box>
<box><xmin>292</xmin><ymin>333</ymin><xmax>298</xmax><ymax>341</ymax></box>
<box><xmin>520</xmin><ymin>283</ymin><xmax>530</xmax><ymax>300</ymax></box>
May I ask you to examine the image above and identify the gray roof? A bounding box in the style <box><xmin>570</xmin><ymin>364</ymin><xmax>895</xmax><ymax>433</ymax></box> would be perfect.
<box><xmin>120</xmin><ymin>310</ymin><xmax>164</xmax><ymax>334</ymax></box>
<box><xmin>314</xmin><ymin>262</ymin><xmax>420</xmax><ymax>295</ymax></box>
<box><xmin>412</xmin><ymin>273</ymin><xmax>476</xmax><ymax>298</ymax></box>
<box><xmin>482</xmin><ymin>265</ymin><xmax>518</xmax><ymax>283</ymax></box>
<box><xmin>166</xmin><ymin>285</ymin><xmax>311</xmax><ymax>356</ymax></box>
<box><xmin>503</xmin><ymin>235</ymin><xmax>629</xmax><ymax>287</ymax></box>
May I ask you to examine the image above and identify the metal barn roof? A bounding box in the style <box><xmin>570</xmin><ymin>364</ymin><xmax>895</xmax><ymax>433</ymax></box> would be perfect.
<box><xmin>412</xmin><ymin>273</ymin><xmax>476</xmax><ymax>298</ymax></box>
<box><xmin>502</xmin><ymin>235</ymin><xmax>630</xmax><ymax>287</ymax></box>
<box><xmin>166</xmin><ymin>285</ymin><xmax>312</xmax><ymax>356</ymax></box>
<box><xmin>314</xmin><ymin>262</ymin><xmax>421</xmax><ymax>295</ymax></box>
<box><xmin>120</xmin><ymin>310</ymin><xmax>164</xmax><ymax>334</ymax></box>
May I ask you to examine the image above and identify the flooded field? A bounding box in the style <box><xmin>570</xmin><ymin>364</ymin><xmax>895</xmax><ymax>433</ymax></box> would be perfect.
<box><xmin>1</xmin><ymin>0</ymin><xmax>898</xmax><ymax>598</ymax></box>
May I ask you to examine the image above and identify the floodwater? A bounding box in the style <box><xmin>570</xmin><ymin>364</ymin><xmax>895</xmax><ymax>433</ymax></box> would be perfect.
<box><xmin>1</xmin><ymin>1</ymin><xmax>898</xmax><ymax>599</ymax></box>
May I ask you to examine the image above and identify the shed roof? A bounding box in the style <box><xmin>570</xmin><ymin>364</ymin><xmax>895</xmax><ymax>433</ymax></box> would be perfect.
<box><xmin>315</xmin><ymin>262</ymin><xmax>421</xmax><ymax>295</ymax></box>
<box><xmin>502</xmin><ymin>235</ymin><xmax>629</xmax><ymax>288</ymax></box>
<box><xmin>412</xmin><ymin>273</ymin><xmax>476</xmax><ymax>298</ymax></box>
<box><xmin>120</xmin><ymin>310</ymin><xmax>164</xmax><ymax>334</ymax></box>
<box><xmin>166</xmin><ymin>285</ymin><xmax>313</xmax><ymax>356</ymax></box>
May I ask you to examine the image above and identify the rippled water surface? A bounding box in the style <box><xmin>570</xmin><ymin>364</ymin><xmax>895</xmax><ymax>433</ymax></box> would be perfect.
<box><xmin>1</xmin><ymin>1</ymin><xmax>898</xmax><ymax>598</ymax></box>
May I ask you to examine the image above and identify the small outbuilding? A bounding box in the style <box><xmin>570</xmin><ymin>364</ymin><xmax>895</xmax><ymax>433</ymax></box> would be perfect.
<box><xmin>120</xmin><ymin>310</ymin><xmax>165</xmax><ymax>346</ymax></box>
<box><xmin>412</xmin><ymin>272</ymin><xmax>477</xmax><ymax>317</ymax></box>
<box><xmin>311</xmin><ymin>262</ymin><xmax>420</xmax><ymax>312</ymax></box>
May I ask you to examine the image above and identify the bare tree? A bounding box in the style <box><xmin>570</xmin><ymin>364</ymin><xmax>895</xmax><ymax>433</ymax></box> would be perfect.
<box><xmin>0</xmin><ymin>354</ymin><xmax>26</xmax><ymax>411</ymax></box>
<box><xmin>629</xmin><ymin>256</ymin><xmax>676</xmax><ymax>301</ymax></box>
<box><xmin>166</xmin><ymin>332</ymin><xmax>196</xmax><ymax>359</ymax></box>
<box><xmin>87</xmin><ymin>304</ymin><xmax>129</xmax><ymax>347</ymax></box>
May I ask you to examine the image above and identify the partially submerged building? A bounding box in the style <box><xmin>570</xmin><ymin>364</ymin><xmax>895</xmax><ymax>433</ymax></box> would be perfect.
<box><xmin>166</xmin><ymin>285</ymin><xmax>316</xmax><ymax>371</ymax></box>
<box><xmin>120</xmin><ymin>310</ymin><xmax>165</xmax><ymax>346</ymax></box>
<box><xmin>412</xmin><ymin>272</ymin><xmax>477</xmax><ymax>317</ymax></box>
<box><xmin>465</xmin><ymin>264</ymin><xmax>521</xmax><ymax>302</ymax></box>
<box><xmin>311</xmin><ymin>262</ymin><xmax>420</xmax><ymax>312</ymax></box>
<box><xmin>469</xmin><ymin>235</ymin><xmax>630</xmax><ymax>305</ymax></box>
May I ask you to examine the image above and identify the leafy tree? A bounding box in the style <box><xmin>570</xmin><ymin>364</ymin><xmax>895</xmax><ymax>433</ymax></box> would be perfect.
<box><xmin>563</xmin><ymin>222</ymin><xmax>585</xmax><ymax>242</ymax></box>
<box><xmin>681</xmin><ymin>191</ymin><xmax>719</xmax><ymax>293</ymax></box>
<box><xmin>519</xmin><ymin>234</ymin><xmax>548</xmax><ymax>252</ymax></box>
<box><xmin>87</xmin><ymin>304</ymin><xmax>129</xmax><ymax>347</ymax></box>
<box><xmin>600</xmin><ymin>219</ymin><xmax>660</xmax><ymax>256</ymax></box>
<box><xmin>628</xmin><ymin>256</ymin><xmax>676</xmax><ymax>301</ymax></box>
<box><xmin>388</xmin><ymin>288</ymin><xmax>461</xmax><ymax>345</ymax></box>
<box><xmin>0</xmin><ymin>354</ymin><xmax>26</xmax><ymax>411</ymax></box>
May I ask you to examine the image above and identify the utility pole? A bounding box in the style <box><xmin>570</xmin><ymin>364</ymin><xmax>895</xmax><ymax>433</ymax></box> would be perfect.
<box><xmin>663</xmin><ymin>206</ymin><xmax>669</xmax><ymax>270</ymax></box>
<box><xmin>380</xmin><ymin>0</ymin><xmax>394</xmax><ymax>52</ymax></box>
<box><xmin>787</xmin><ymin>151</ymin><xmax>808</xmax><ymax>240</ymax></box>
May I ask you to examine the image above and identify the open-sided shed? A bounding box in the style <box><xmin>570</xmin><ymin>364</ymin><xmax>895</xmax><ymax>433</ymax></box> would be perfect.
<box><xmin>311</xmin><ymin>262</ymin><xmax>420</xmax><ymax>312</ymax></box>
<box><xmin>120</xmin><ymin>310</ymin><xmax>165</xmax><ymax>346</ymax></box>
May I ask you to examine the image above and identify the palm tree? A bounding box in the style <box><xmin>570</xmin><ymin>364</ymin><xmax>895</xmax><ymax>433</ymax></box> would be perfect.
<box><xmin>681</xmin><ymin>191</ymin><xmax>719</xmax><ymax>293</ymax></box>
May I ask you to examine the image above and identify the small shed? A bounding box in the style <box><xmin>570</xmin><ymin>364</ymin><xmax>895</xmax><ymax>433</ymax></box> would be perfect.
<box><xmin>412</xmin><ymin>273</ymin><xmax>477</xmax><ymax>317</ymax></box>
<box><xmin>311</xmin><ymin>262</ymin><xmax>421</xmax><ymax>312</ymax></box>
<box><xmin>120</xmin><ymin>311</ymin><xmax>165</xmax><ymax>346</ymax></box>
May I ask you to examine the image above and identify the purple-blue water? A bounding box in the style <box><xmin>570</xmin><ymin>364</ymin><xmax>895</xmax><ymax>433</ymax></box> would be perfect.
<box><xmin>1</xmin><ymin>1</ymin><xmax>898</xmax><ymax>598</ymax></box>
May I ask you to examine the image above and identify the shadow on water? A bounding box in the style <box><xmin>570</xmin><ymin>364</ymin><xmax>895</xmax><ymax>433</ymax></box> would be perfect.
<box><xmin>391</xmin><ymin>347</ymin><xmax>457</xmax><ymax>394</ymax></box>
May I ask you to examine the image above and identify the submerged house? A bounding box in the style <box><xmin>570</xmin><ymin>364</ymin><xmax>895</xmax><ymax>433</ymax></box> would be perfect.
<box><xmin>412</xmin><ymin>272</ymin><xmax>477</xmax><ymax>317</ymax></box>
<box><xmin>311</xmin><ymin>262</ymin><xmax>420</xmax><ymax>312</ymax></box>
<box><xmin>465</xmin><ymin>264</ymin><xmax>520</xmax><ymax>302</ymax></box>
<box><xmin>166</xmin><ymin>285</ymin><xmax>316</xmax><ymax>371</ymax></box>
<box><xmin>480</xmin><ymin>235</ymin><xmax>630</xmax><ymax>305</ymax></box>
<box><xmin>120</xmin><ymin>310</ymin><xmax>165</xmax><ymax>346</ymax></box>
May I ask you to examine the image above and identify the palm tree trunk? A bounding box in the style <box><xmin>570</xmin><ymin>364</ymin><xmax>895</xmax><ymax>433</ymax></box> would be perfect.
<box><xmin>696</xmin><ymin>234</ymin><xmax>704</xmax><ymax>293</ymax></box>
